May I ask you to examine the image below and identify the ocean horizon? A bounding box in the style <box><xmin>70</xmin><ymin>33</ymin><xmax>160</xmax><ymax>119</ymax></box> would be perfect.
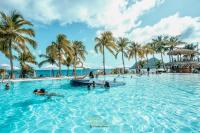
<box><xmin>5</xmin><ymin>69</ymin><xmax>112</xmax><ymax>78</ymax></box>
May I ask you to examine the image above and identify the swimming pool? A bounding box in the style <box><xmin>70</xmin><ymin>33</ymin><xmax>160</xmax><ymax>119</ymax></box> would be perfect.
<box><xmin>0</xmin><ymin>74</ymin><xmax>200</xmax><ymax>133</ymax></box>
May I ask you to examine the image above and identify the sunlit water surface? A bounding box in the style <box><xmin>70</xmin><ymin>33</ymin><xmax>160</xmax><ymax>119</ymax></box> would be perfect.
<box><xmin>0</xmin><ymin>74</ymin><xmax>200</xmax><ymax>133</ymax></box>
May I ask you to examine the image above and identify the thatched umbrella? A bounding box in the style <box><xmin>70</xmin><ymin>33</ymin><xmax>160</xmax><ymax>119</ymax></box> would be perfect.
<box><xmin>166</xmin><ymin>61</ymin><xmax>200</xmax><ymax>67</ymax></box>
<box><xmin>167</xmin><ymin>48</ymin><xmax>198</xmax><ymax>55</ymax></box>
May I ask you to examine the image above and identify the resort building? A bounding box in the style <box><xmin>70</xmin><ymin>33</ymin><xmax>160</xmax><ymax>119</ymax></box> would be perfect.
<box><xmin>166</xmin><ymin>48</ymin><xmax>200</xmax><ymax>73</ymax></box>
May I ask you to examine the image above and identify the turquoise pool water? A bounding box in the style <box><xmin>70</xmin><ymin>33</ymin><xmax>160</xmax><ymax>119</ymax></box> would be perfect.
<box><xmin>0</xmin><ymin>74</ymin><xmax>200</xmax><ymax>133</ymax></box>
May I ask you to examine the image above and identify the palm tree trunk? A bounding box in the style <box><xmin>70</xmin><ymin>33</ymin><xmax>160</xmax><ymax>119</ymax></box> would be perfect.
<box><xmin>153</xmin><ymin>53</ymin><xmax>156</xmax><ymax>68</ymax></box>
<box><xmin>73</xmin><ymin>56</ymin><xmax>77</xmax><ymax>79</ymax></box>
<box><xmin>67</xmin><ymin>66</ymin><xmax>69</xmax><ymax>76</ymax></box>
<box><xmin>161</xmin><ymin>53</ymin><xmax>165</xmax><ymax>70</ymax></box>
<box><xmin>103</xmin><ymin>45</ymin><xmax>106</xmax><ymax>75</ymax></box>
<box><xmin>134</xmin><ymin>51</ymin><xmax>138</xmax><ymax>73</ymax></box>
<box><xmin>58</xmin><ymin>50</ymin><xmax>61</xmax><ymax>76</ymax></box>
<box><xmin>9</xmin><ymin>40</ymin><xmax>14</xmax><ymax>79</ymax></box>
<box><xmin>146</xmin><ymin>54</ymin><xmax>149</xmax><ymax>66</ymax></box>
<box><xmin>52</xmin><ymin>69</ymin><xmax>54</xmax><ymax>77</ymax></box>
<box><xmin>122</xmin><ymin>51</ymin><xmax>125</xmax><ymax>74</ymax></box>
<box><xmin>72</xmin><ymin>68</ymin><xmax>75</xmax><ymax>78</ymax></box>
<box><xmin>74</xmin><ymin>66</ymin><xmax>77</xmax><ymax>78</ymax></box>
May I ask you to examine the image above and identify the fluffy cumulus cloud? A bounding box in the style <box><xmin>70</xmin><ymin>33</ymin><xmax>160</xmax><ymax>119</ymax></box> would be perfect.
<box><xmin>129</xmin><ymin>13</ymin><xmax>200</xmax><ymax>43</ymax></box>
<box><xmin>0</xmin><ymin>0</ymin><xmax>164</xmax><ymax>35</ymax></box>
<box><xmin>1</xmin><ymin>0</ymin><xmax>200</xmax><ymax>44</ymax></box>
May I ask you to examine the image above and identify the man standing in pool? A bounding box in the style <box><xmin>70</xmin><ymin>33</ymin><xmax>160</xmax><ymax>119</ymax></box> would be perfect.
<box><xmin>147</xmin><ymin>67</ymin><xmax>150</xmax><ymax>75</ymax></box>
<box><xmin>5</xmin><ymin>83</ymin><xmax>10</xmax><ymax>90</ymax></box>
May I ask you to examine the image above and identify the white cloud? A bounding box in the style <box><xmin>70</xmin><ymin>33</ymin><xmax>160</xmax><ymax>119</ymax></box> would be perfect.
<box><xmin>129</xmin><ymin>13</ymin><xmax>200</xmax><ymax>43</ymax></box>
<box><xmin>0</xmin><ymin>0</ymin><xmax>164</xmax><ymax>35</ymax></box>
<box><xmin>3</xmin><ymin>1</ymin><xmax>199</xmax><ymax>45</ymax></box>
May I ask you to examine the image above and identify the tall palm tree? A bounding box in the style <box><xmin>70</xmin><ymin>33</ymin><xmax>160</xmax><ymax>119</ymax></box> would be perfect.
<box><xmin>0</xmin><ymin>10</ymin><xmax>37</xmax><ymax>79</ymax></box>
<box><xmin>49</xmin><ymin>34</ymin><xmax>73</xmax><ymax>76</ymax></box>
<box><xmin>39</xmin><ymin>52</ymin><xmax>58</xmax><ymax>77</ymax></box>
<box><xmin>167</xmin><ymin>36</ymin><xmax>185</xmax><ymax>62</ymax></box>
<box><xmin>148</xmin><ymin>42</ymin><xmax>157</xmax><ymax>66</ymax></box>
<box><xmin>95</xmin><ymin>31</ymin><xmax>117</xmax><ymax>75</ymax></box>
<box><xmin>142</xmin><ymin>44</ymin><xmax>154</xmax><ymax>64</ymax></box>
<box><xmin>61</xmin><ymin>56</ymin><xmax>73</xmax><ymax>76</ymax></box>
<box><xmin>184</xmin><ymin>43</ymin><xmax>198</xmax><ymax>61</ymax></box>
<box><xmin>152</xmin><ymin>36</ymin><xmax>168</xmax><ymax>70</ymax></box>
<box><xmin>138</xmin><ymin>47</ymin><xmax>145</xmax><ymax>61</ymax></box>
<box><xmin>184</xmin><ymin>43</ymin><xmax>197</xmax><ymax>50</ymax></box>
<box><xmin>72</xmin><ymin>41</ymin><xmax>87</xmax><ymax>79</ymax></box>
<box><xmin>128</xmin><ymin>42</ymin><xmax>141</xmax><ymax>70</ymax></box>
<box><xmin>167</xmin><ymin>36</ymin><xmax>185</xmax><ymax>51</ymax></box>
<box><xmin>16</xmin><ymin>51</ymin><xmax>37</xmax><ymax>78</ymax></box>
<box><xmin>116</xmin><ymin>37</ymin><xmax>130</xmax><ymax>74</ymax></box>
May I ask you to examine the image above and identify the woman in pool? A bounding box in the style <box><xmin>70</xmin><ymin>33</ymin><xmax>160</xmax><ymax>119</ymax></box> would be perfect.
<box><xmin>33</xmin><ymin>89</ymin><xmax>64</xmax><ymax>98</ymax></box>
<box><xmin>33</xmin><ymin>88</ymin><xmax>46</xmax><ymax>95</ymax></box>
<box><xmin>5</xmin><ymin>83</ymin><xmax>10</xmax><ymax>90</ymax></box>
<box><xmin>104</xmin><ymin>81</ymin><xmax>110</xmax><ymax>89</ymax></box>
<box><xmin>89</xmin><ymin>71</ymin><xmax>94</xmax><ymax>79</ymax></box>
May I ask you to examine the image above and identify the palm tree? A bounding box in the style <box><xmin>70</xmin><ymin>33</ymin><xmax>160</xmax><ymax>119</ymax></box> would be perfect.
<box><xmin>116</xmin><ymin>37</ymin><xmax>130</xmax><ymax>74</ymax></box>
<box><xmin>184</xmin><ymin>43</ymin><xmax>198</xmax><ymax>61</ymax></box>
<box><xmin>138</xmin><ymin>47</ymin><xmax>145</xmax><ymax>61</ymax></box>
<box><xmin>72</xmin><ymin>41</ymin><xmax>87</xmax><ymax>79</ymax></box>
<box><xmin>167</xmin><ymin>36</ymin><xmax>185</xmax><ymax>62</ymax></box>
<box><xmin>184</xmin><ymin>43</ymin><xmax>197</xmax><ymax>50</ymax></box>
<box><xmin>61</xmin><ymin>57</ymin><xmax>73</xmax><ymax>76</ymax></box>
<box><xmin>49</xmin><ymin>34</ymin><xmax>73</xmax><ymax>76</ymax></box>
<box><xmin>16</xmin><ymin>51</ymin><xmax>37</xmax><ymax>78</ymax></box>
<box><xmin>148</xmin><ymin>42</ymin><xmax>157</xmax><ymax>66</ymax></box>
<box><xmin>128</xmin><ymin>42</ymin><xmax>141</xmax><ymax>70</ymax></box>
<box><xmin>167</xmin><ymin>36</ymin><xmax>185</xmax><ymax>51</ymax></box>
<box><xmin>0</xmin><ymin>42</ymin><xmax>10</xmax><ymax>63</ymax></box>
<box><xmin>39</xmin><ymin>51</ymin><xmax>58</xmax><ymax>77</ymax></box>
<box><xmin>152</xmin><ymin>36</ymin><xmax>168</xmax><ymax>70</ymax></box>
<box><xmin>0</xmin><ymin>10</ymin><xmax>37</xmax><ymax>79</ymax></box>
<box><xmin>95</xmin><ymin>31</ymin><xmax>117</xmax><ymax>75</ymax></box>
<box><xmin>156</xmin><ymin>60</ymin><xmax>162</xmax><ymax>69</ymax></box>
<box><xmin>142</xmin><ymin>45</ymin><xmax>154</xmax><ymax>64</ymax></box>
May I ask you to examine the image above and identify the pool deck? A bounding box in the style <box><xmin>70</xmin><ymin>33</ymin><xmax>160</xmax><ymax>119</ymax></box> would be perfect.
<box><xmin>2</xmin><ymin>76</ymin><xmax>72</xmax><ymax>83</ymax></box>
<box><xmin>1</xmin><ymin>74</ymin><xmax>119</xmax><ymax>83</ymax></box>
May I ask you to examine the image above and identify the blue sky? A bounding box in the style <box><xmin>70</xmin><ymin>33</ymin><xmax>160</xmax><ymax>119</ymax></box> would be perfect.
<box><xmin>0</xmin><ymin>0</ymin><xmax>200</xmax><ymax>69</ymax></box>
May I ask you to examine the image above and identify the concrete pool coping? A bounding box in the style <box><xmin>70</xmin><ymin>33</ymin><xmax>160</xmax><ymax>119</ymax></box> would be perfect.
<box><xmin>2</xmin><ymin>76</ymin><xmax>72</xmax><ymax>83</ymax></box>
<box><xmin>2</xmin><ymin>73</ymin><xmax>198</xmax><ymax>83</ymax></box>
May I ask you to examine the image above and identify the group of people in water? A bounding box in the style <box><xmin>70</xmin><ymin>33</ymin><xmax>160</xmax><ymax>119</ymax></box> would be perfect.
<box><xmin>87</xmin><ymin>71</ymin><xmax>110</xmax><ymax>90</ymax></box>
<box><xmin>135</xmin><ymin>66</ymin><xmax>151</xmax><ymax>75</ymax></box>
<box><xmin>3</xmin><ymin>82</ymin><xmax>63</xmax><ymax>99</ymax></box>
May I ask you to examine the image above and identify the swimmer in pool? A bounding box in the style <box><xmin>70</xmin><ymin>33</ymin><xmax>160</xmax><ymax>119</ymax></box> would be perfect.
<box><xmin>5</xmin><ymin>83</ymin><xmax>10</xmax><ymax>90</ymax></box>
<box><xmin>92</xmin><ymin>81</ymin><xmax>95</xmax><ymax>88</ymax></box>
<box><xmin>33</xmin><ymin>88</ymin><xmax>46</xmax><ymax>95</ymax></box>
<box><xmin>104</xmin><ymin>81</ymin><xmax>110</xmax><ymax>89</ymax></box>
<box><xmin>33</xmin><ymin>89</ymin><xmax>64</xmax><ymax>98</ymax></box>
